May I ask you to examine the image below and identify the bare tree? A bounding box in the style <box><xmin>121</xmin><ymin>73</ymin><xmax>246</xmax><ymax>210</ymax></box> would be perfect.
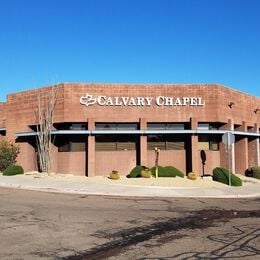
<box><xmin>35</xmin><ymin>85</ymin><xmax>59</xmax><ymax>173</ymax></box>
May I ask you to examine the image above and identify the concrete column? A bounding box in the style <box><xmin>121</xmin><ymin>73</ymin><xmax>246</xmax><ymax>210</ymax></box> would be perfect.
<box><xmin>87</xmin><ymin>136</ymin><xmax>95</xmax><ymax>177</ymax></box>
<box><xmin>234</xmin><ymin>121</ymin><xmax>248</xmax><ymax>174</ymax></box>
<box><xmin>248</xmin><ymin>123</ymin><xmax>259</xmax><ymax>167</ymax></box>
<box><xmin>190</xmin><ymin>117</ymin><xmax>200</xmax><ymax>174</ymax></box>
<box><xmin>87</xmin><ymin>118</ymin><xmax>95</xmax><ymax>177</ymax></box>
<box><xmin>140</xmin><ymin>118</ymin><xmax>147</xmax><ymax>166</ymax></box>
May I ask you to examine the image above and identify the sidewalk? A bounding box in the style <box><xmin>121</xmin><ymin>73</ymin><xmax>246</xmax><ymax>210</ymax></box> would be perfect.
<box><xmin>0</xmin><ymin>173</ymin><xmax>260</xmax><ymax>198</ymax></box>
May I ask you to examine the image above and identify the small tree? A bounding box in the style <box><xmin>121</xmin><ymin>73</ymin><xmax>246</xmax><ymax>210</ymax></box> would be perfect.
<box><xmin>0</xmin><ymin>140</ymin><xmax>20</xmax><ymax>172</ymax></box>
<box><xmin>35</xmin><ymin>85</ymin><xmax>59</xmax><ymax>173</ymax></box>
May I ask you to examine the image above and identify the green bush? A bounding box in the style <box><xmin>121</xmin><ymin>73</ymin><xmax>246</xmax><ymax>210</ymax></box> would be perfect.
<box><xmin>128</xmin><ymin>165</ymin><xmax>184</xmax><ymax>178</ymax></box>
<box><xmin>151</xmin><ymin>166</ymin><xmax>184</xmax><ymax>178</ymax></box>
<box><xmin>251</xmin><ymin>166</ymin><xmax>260</xmax><ymax>179</ymax></box>
<box><xmin>164</xmin><ymin>166</ymin><xmax>184</xmax><ymax>177</ymax></box>
<box><xmin>3</xmin><ymin>165</ymin><xmax>24</xmax><ymax>176</ymax></box>
<box><xmin>0</xmin><ymin>140</ymin><xmax>20</xmax><ymax>172</ymax></box>
<box><xmin>127</xmin><ymin>165</ymin><xmax>147</xmax><ymax>178</ymax></box>
<box><xmin>212</xmin><ymin>167</ymin><xmax>242</xmax><ymax>186</ymax></box>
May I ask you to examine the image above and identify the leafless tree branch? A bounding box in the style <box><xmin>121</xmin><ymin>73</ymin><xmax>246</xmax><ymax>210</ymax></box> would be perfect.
<box><xmin>35</xmin><ymin>85</ymin><xmax>59</xmax><ymax>173</ymax></box>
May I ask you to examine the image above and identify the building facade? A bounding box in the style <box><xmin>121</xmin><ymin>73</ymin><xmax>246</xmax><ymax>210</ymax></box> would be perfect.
<box><xmin>0</xmin><ymin>83</ymin><xmax>259</xmax><ymax>176</ymax></box>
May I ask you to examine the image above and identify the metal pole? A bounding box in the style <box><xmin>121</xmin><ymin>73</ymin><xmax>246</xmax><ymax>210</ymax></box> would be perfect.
<box><xmin>228</xmin><ymin>132</ymin><xmax>231</xmax><ymax>186</ymax></box>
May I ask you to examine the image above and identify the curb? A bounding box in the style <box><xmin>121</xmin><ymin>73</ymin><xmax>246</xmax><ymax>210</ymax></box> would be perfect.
<box><xmin>1</xmin><ymin>182</ymin><xmax>260</xmax><ymax>199</ymax></box>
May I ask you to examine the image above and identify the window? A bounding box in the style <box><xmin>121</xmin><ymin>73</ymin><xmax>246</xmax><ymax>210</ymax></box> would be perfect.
<box><xmin>198</xmin><ymin>123</ymin><xmax>210</xmax><ymax>130</ymax></box>
<box><xmin>54</xmin><ymin>123</ymin><xmax>87</xmax><ymax>130</ymax></box>
<box><xmin>95</xmin><ymin>135</ymin><xmax>137</xmax><ymax>151</ymax></box>
<box><xmin>95</xmin><ymin>123</ymin><xmax>138</xmax><ymax>130</ymax></box>
<box><xmin>198</xmin><ymin>135</ymin><xmax>220</xmax><ymax>151</ymax></box>
<box><xmin>198</xmin><ymin>123</ymin><xmax>222</xmax><ymax>130</ymax></box>
<box><xmin>147</xmin><ymin>135</ymin><xmax>185</xmax><ymax>150</ymax></box>
<box><xmin>147</xmin><ymin>123</ymin><xmax>185</xmax><ymax>130</ymax></box>
<box><xmin>57</xmin><ymin>135</ymin><xmax>86</xmax><ymax>152</ymax></box>
<box><xmin>0</xmin><ymin>130</ymin><xmax>6</xmax><ymax>136</ymax></box>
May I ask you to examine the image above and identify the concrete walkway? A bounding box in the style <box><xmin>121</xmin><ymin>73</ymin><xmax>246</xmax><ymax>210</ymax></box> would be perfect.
<box><xmin>0</xmin><ymin>173</ymin><xmax>260</xmax><ymax>198</ymax></box>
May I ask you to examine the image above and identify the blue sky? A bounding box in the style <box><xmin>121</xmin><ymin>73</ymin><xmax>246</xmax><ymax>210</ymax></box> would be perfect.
<box><xmin>0</xmin><ymin>0</ymin><xmax>259</xmax><ymax>101</ymax></box>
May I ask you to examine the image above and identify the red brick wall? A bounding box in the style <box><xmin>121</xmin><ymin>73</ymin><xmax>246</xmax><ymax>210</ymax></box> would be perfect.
<box><xmin>95</xmin><ymin>151</ymin><xmax>136</xmax><ymax>176</ymax></box>
<box><xmin>0</xmin><ymin>102</ymin><xmax>6</xmax><ymax>128</ymax></box>
<box><xmin>57</xmin><ymin>151</ymin><xmax>86</xmax><ymax>176</ymax></box>
<box><xmin>3</xmin><ymin>83</ymin><xmax>260</xmax><ymax>134</ymax></box>
<box><xmin>147</xmin><ymin>150</ymin><xmax>186</xmax><ymax>173</ymax></box>
<box><xmin>5</xmin><ymin>85</ymin><xmax>65</xmax><ymax>140</ymax></box>
<box><xmin>197</xmin><ymin>150</ymin><xmax>220</xmax><ymax>175</ymax></box>
<box><xmin>1</xmin><ymin>83</ymin><xmax>259</xmax><ymax>176</ymax></box>
<box><xmin>16</xmin><ymin>142</ymin><xmax>36</xmax><ymax>172</ymax></box>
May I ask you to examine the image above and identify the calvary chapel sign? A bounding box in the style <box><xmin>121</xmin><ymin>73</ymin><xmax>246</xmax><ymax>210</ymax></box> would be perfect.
<box><xmin>80</xmin><ymin>93</ymin><xmax>205</xmax><ymax>108</ymax></box>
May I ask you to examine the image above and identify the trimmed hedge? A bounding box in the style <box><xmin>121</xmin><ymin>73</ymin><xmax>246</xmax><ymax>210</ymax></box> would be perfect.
<box><xmin>127</xmin><ymin>165</ymin><xmax>184</xmax><ymax>178</ymax></box>
<box><xmin>252</xmin><ymin>166</ymin><xmax>260</xmax><ymax>179</ymax></box>
<box><xmin>164</xmin><ymin>166</ymin><xmax>184</xmax><ymax>177</ymax></box>
<box><xmin>151</xmin><ymin>166</ymin><xmax>184</xmax><ymax>178</ymax></box>
<box><xmin>127</xmin><ymin>165</ymin><xmax>146</xmax><ymax>178</ymax></box>
<box><xmin>3</xmin><ymin>165</ymin><xmax>24</xmax><ymax>176</ymax></box>
<box><xmin>212</xmin><ymin>167</ymin><xmax>242</xmax><ymax>186</ymax></box>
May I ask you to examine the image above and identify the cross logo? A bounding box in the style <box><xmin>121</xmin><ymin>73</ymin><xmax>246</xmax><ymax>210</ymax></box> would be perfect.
<box><xmin>80</xmin><ymin>93</ymin><xmax>97</xmax><ymax>107</ymax></box>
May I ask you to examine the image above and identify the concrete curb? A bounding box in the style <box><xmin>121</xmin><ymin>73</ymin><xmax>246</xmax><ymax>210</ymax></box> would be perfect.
<box><xmin>1</xmin><ymin>181</ymin><xmax>260</xmax><ymax>199</ymax></box>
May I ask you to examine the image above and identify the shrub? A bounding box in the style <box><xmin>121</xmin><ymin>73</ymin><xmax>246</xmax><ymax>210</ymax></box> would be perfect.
<box><xmin>151</xmin><ymin>166</ymin><xmax>184</xmax><ymax>178</ymax></box>
<box><xmin>0</xmin><ymin>140</ymin><xmax>20</xmax><ymax>172</ymax></box>
<box><xmin>251</xmin><ymin>166</ymin><xmax>260</xmax><ymax>179</ymax></box>
<box><xmin>164</xmin><ymin>166</ymin><xmax>184</xmax><ymax>178</ymax></box>
<box><xmin>212</xmin><ymin>167</ymin><xmax>242</xmax><ymax>186</ymax></box>
<box><xmin>3</xmin><ymin>165</ymin><xmax>24</xmax><ymax>176</ymax></box>
<box><xmin>127</xmin><ymin>165</ymin><xmax>147</xmax><ymax>178</ymax></box>
<box><xmin>188</xmin><ymin>172</ymin><xmax>197</xmax><ymax>180</ymax></box>
<box><xmin>141</xmin><ymin>169</ymin><xmax>152</xmax><ymax>178</ymax></box>
<box><xmin>109</xmin><ymin>170</ymin><xmax>120</xmax><ymax>180</ymax></box>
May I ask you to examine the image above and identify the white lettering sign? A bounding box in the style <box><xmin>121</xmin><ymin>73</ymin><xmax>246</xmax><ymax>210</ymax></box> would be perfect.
<box><xmin>80</xmin><ymin>93</ymin><xmax>205</xmax><ymax>108</ymax></box>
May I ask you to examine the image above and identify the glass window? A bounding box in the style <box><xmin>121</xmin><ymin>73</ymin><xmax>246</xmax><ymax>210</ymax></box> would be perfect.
<box><xmin>0</xmin><ymin>130</ymin><xmax>6</xmax><ymax>136</ymax></box>
<box><xmin>54</xmin><ymin>123</ymin><xmax>87</xmax><ymax>130</ymax></box>
<box><xmin>95</xmin><ymin>123</ymin><xmax>117</xmax><ymax>130</ymax></box>
<box><xmin>147</xmin><ymin>135</ymin><xmax>166</xmax><ymax>150</ymax></box>
<box><xmin>198</xmin><ymin>123</ymin><xmax>221</xmax><ymax>130</ymax></box>
<box><xmin>116</xmin><ymin>123</ymin><xmax>138</xmax><ymax>130</ymax></box>
<box><xmin>147</xmin><ymin>135</ymin><xmax>185</xmax><ymax>150</ymax></box>
<box><xmin>70</xmin><ymin>123</ymin><xmax>87</xmax><ymax>130</ymax></box>
<box><xmin>57</xmin><ymin>135</ymin><xmax>86</xmax><ymax>152</ymax></box>
<box><xmin>198</xmin><ymin>135</ymin><xmax>210</xmax><ymax>150</ymax></box>
<box><xmin>95</xmin><ymin>123</ymin><xmax>138</xmax><ymax>130</ymax></box>
<box><xmin>198</xmin><ymin>135</ymin><xmax>220</xmax><ymax>151</ymax></box>
<box><xmin>147</xmin><ymin>123</ymin><xmax>166</xmax><ymax>130</ymax></box>
<box><xmin>147</xmin><ymin>123</ymin><xmax>185</xmax><ymax>130</ymax></box>
<box><xmin>198</xmin><ymin>123</ymin><xmax>210</xmax><ymax>130</ymax></box>
<box><xmin>95</xmin><ymin>135</ymin><xmax>137</xmax><ymax>151</ymax></box>
<box><xmin>166</xmin><ymin>136</ymin><xmax>185</xmax><ymax>150</ymax></box>
<box><xmin>166</xmin><ymin>123</ymin><xmax>185</xmax><ymax>130</ymax></box>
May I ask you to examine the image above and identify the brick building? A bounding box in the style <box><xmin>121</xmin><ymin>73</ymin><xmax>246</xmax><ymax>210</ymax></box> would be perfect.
<box><xmin>0</xmin><ymin>83</ymin><xmax>259</xmax><ymax>176</ymax></box>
